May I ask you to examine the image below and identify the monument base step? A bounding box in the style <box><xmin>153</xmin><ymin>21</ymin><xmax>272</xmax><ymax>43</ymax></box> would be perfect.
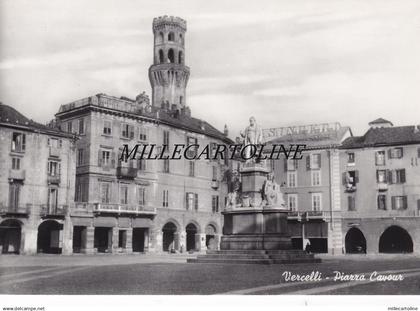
<box><xmin>187</xmin><ymin>249</ymin><xmax>321</xmax><ymax>265</ymax></box>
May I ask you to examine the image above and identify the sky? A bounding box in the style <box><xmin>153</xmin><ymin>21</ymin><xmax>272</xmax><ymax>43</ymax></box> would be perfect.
<box><xmin>1</xmin><ymin>0</ymin><xmax>420</xmax><ymax>139</ymax></box>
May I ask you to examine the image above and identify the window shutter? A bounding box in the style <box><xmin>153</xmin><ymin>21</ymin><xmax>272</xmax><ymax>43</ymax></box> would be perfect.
<box><xmin>194</xmin><ymin>193</ymin><xmax>198</xmax><ymax>210</ymax></box>
<box><xmin>306</xmin><ymin>155</ymin><xmax>311</xmax><ymax>170</ymax></box>
<box><xmin>342</xmin><ymin>172</ymin><xmax>347</xmax><ymax>185</ymax></box>
<box><xmin>391</xmin><ymin>196</ymin><xmax>396</xmax><ymax>210</ymax></box>
<box><xmin>403</xmin><ymin>196</ymin><xmax>408</xmax><ymax>210</ymax></box>
<box><xmin>129</xmin><ymin>125</ymin><xmax>135</xmax><ymax>139</ymax></box>
<box><xmin>400</xmin><ymin>148</ymin><xmax>404</xmax><ymax>158</ymax></box>
<box><xmin>58</xmin><ymin>163</ymin><xmax>61</xmax><ymax>175</ymax></box>
<box><xmin>418</xmin><ymin>148</ymin><xmax>420</xmax><ymax>158</ymax></box>
<box><xmin>111</xmin><ymin>151</ymin><xmax>116</xmax><ymax>168</ymax></box>
<box><xmin>295</xmin><ymin>159</ymin><xmax>298</xmax><ymax>169</ymax></box>
<box><xmin>22</xmin><ymin>134</ymin><xmax>26</xmax><ymax>150</ymax></box>
<box><xmin>284</xmin><ymin>158</ymin><xmax>288</xmax><ymax>171</ymax></box>
<box><xmin>355</xmin><ymin>170</ymin><xmax>359</xmax><ymax>183</ymax></box>
<box><xmin>387</xmin><ymin>170</ymin><xmax>392</xmax><ymax>184</ymax></box>
<box><xmin>185</xmin><ymin>192</ymin><xmax>189</xmax><ymax>210</ymax></box>
<box><xmin>388</xmin><ymin>149</ymin><xmax>392</xmax><ymax>159</ymax></box>
<box><xmin>401</xmin><ymin>169</ymin><xmax>406</xmax><ymax>183</ymax></box>
<box><xmin>98</xmin><ymin>150</ymin><xmax>102</xmax><ymax>166</ymax></box>
<box><xmin>318</xmin><ymin>154</ymin><xmax>321</xmax><ymax>168</ymax></box>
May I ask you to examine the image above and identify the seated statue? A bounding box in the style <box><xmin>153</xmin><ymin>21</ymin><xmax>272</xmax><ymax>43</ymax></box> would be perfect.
<box><xmin>263</xmin><ymin>173</ymin><xmax>285</xmax><ymax>207</ymax></box>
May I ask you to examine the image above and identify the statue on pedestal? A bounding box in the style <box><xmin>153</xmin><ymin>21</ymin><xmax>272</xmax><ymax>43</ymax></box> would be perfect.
<box><xmin>262</xmin><ymin>173</ymin><xmax>286</xmax><ymax>208</ymax></box>
<box><xmin>240</xmin><ymin>116</ymin><xmax>264</xmax><ymax>162</ymax></box>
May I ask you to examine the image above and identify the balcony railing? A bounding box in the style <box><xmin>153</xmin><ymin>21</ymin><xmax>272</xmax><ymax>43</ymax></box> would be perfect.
<box><xmin>47</xmin><ymin>174</ymin><xmax>61</xmax><ymax>184</ymax></box>
<box><xmin>40</xmin><ymin>205</ymin><xmax>67</xmax><ymax>217</ymax></box>
<box><xmin>211</xmin><ymin>180</ymin><xmax>219</xmax><ymax>190</ymax></box>
<box><xmin>287</xmin><ymin>210</ymin><xmax>330</xmax><ymax>221</ymax></box>
<box><xmin>116</xmin><ymin>166</ymin><xmax>138</xmax><ymax>179</ymax></box>
<box><xmin>345</xmin><ymin>184</ymin><xmax>357</xmax><ymax>192</ymax></box>
<box><xmin>9</xmin><ymin>169</ymin><xmax>26</xmax><ymax>181</ymax></box>
<box><xmin>0</xmin><ymin>204</ymin><xmax>30</xmax><ymax>216</ymax></box>
<box><xmin>93</xmin><ymin>203</ymin><xmax>156</xmax><ymax>215</ymax></box>
<box><xmin>377</xmin><ymin>182</ymin><xmax>388</xmax><ymax>191</ymax></box>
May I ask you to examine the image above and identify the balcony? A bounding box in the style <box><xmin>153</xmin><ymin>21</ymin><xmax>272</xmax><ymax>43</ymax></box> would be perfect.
<box><xmin>211</xmin><ymin>180</ymin><xmax>219</xmax><ymax>190</ymax></box>
<box><xmin>377</xmin><ymin>182</ymin><xmax>388</xmax><ymax>191</ymax></box>
<box><xmin>287</xmin><ymin>210</ymin><xmax>329</xmax><ymax>221</ymax></box>
<box><xmin>40</xmin><ymin>205</ymin><xmax>67</xmax><ymax>218</ymax></box>
<box><xmin>9</xmin><ymin>169</ymin><xmax>25</xmax><ymax>181</ymax></box>
<box><xmin>116</xmin><ymin>166</ymin><xmax>138</xmax><ymax>179</ymax></box>
<box><xmin>47</xmin><ymin>174</ymin><xmax>61</xmax><ymax>184</ymax></box>
<box><xmin>93</xmin><ymin>203</ymin><xmax>156</xmax><ymax>215</ymax></box>
<box><xmin>0</xmin><ymin>204</ymin><xmax>30</xmax><ymax>217</ymax></box>
<box><xmin>345</xmin><ymin>184</ymin><xmax>357</xmax><ymax>193</ymax></box>
<box><xmin>49</xmin><ymin>146</ymin><xmax>60</xmax><ymax>157</ymax></box>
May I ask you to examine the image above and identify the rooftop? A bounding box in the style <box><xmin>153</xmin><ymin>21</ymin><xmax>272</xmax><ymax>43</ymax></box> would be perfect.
<box><xmin>341</xmin><ymin>125</ymin><xmax>420</xmax><ymax>149</ymax></box>
<box><xmin>0</xmin><ymin>102</ymin><xmax>72</xmax><ymax>138</ymax></box>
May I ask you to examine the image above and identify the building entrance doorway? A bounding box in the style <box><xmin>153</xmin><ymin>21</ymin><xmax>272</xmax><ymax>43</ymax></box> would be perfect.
<box><xmin>162</xmin><ymin>222</ymin><xmax>177</xmax><ymax>252</ymax></box>
<box><xmin>72</xmin><ymin>226</ymin><xmax>86</xmax><ymax>253</ymax></box>
<box><xmin>94</xmin><ymin>227</ymin><xmax>112</xmax><ymax>253</ymax></box>
<box><xmin>186</xmin><ymin>223</ymin><xmax>197</xmax><ymax>252</ymax></box>
<box><xmin>133</xmin><ymin>228</ymin><xmax>147</xmax><ymax>252</ymax></box>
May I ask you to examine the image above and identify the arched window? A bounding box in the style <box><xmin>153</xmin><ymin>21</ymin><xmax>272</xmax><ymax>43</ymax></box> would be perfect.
<box><xmin>178</xmin><ymin>51</ymin><xmax>183</xmax><ymax>64</ymax></box>
<box><xmin>158</xmin><ymin>49</ymin><xmax>164</xmax><ymax>63</ymax></box>
<box><xmin>179</xmin><ymin>96</ymin><xmax>183</xmax><ymax>105</ymax></box>
<box><xmin>168</xmin><ymin>32</ymin><xmax>175</xmax><ymax>41</ymax></box>
<box><xmin>159</xmin><ymin>32</ymin><xmax>164</xmax><ymax>43</ymax></box>
<box><xmin>168</xmin><ymin>49</ymin><xmax>175</xmax><ymax>63</ymax></box>
<box><xmin>179</xmin><ymin>33</ymin><xmax>183</xmax><ymax>44</ymax></box>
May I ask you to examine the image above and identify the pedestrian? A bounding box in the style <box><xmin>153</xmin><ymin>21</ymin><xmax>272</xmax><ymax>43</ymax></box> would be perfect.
<box><xmin>305</xmin><ymin>240</ymin><xmax>311</xmax><ymax>254</ymax></box>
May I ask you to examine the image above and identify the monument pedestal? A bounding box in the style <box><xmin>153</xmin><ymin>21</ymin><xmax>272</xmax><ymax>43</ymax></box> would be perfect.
<box><xmin>188</xmin><ymin>163</ymin><xmax>320</xmax><ymax>264</ymax></box>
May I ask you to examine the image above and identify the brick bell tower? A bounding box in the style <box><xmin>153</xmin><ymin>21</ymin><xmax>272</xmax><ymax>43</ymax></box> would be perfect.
<box><xmin>149</xmin><ymin>16</ymin><xmax>190</xmax><ymax>110</ymax></box>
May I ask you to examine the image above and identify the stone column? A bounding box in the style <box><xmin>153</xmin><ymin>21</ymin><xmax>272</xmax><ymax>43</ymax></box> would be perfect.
<box><xmin>196</xmin><ymin>233</ymin><xmax>206</xmax><ymax>252</ymax></box>
<box><xmin>144</xmin><ymin>229</ymin><xmax>150</xmax><ymax>252</ymax></box>
<box><xmin>214</xmin><ymin>234</ymin><xmax>221</xmax><ymax>250</ymax></box>
<box><xmin>85</xmin><ymin>226</ymin><xmax>95</xmax><ymax>254</ymax></box>
<box><xmin>62</xmin><ymin>217</ymin><xmax>73</xmax><ymax>255</ymax></box>
<box><xmin>111</xmin><ymin>227</ymin><xmax>119</xmax><ymax>253</ymax></box>
<box><xmin>175</xmin><ymin>231</ymin><xmax>186</xmax><ymax>252</ymax></box>
<box><xmin>125</xmin><ymin>228</ymin><xmax>133</xmax><ymax>254</ymax></box>
<box><xmin>155</xmin><ymin>231</ymin><xmax>162</xmax><ymax>253</ymax></box>
<box><xmin>22</xmin><ymin>204</ymin><xmax>39</xmax><ymax>255</ymax></box>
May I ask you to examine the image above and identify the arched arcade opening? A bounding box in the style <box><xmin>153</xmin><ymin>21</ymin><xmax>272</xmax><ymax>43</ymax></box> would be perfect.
<box><xmin>162</xmin><ymin>222</ymin><xmax>177</xmax><ymax>252</ymax></box>
<box><xmin>205</xmin><ymin>224</ymin><xmax>217</xmax><ymax>250</ymax></box>
<box><xmin>186</xmin><ymin>223</ymin><xmax>198</xmax><ymax>252</ymax></box>
<box><xmin>379</xmin><ymin>226</ymin><xmax>413</xmax><ymax>253</ymax></box>
<box><xmin>37</xmin><ymin>220</ymin><xmax>63</xmax><ymax>254</ymax></box>
<box><xmin>345</xmin><ymin>227</ymin><xmax>366</xmax><ymax>254</ymax></box>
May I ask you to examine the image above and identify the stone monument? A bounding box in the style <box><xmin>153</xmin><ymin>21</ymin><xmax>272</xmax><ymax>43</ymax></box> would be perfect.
<box><xmin>188</xmin><ymin>117</ymin><xmax>320</xmax><ymax>264</ymax></box>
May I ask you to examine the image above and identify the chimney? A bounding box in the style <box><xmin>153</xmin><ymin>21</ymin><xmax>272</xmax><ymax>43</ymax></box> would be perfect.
<box><xmin>224</xmin><ymin>124</ymin><xmax>229</xmax><ymax>136</ymax></box>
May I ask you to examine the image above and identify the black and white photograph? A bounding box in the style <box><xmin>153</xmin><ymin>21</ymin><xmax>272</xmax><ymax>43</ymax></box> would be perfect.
<box><xmin>1</xmin><ymin>0</ymin><xmax>420</xmax><ymax>310</ymax></box>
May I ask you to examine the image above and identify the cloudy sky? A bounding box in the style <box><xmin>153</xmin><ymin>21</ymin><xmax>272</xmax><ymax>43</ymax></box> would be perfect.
<box><xmin>1</xmin><ymin>0</ymin><xmax>420</xmax><ymax>138</ymax></box>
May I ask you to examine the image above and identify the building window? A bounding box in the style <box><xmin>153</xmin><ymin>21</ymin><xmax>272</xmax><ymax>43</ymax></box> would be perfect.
<box><xmin>67</xmin><ymin>121</ymin><xmax>73</xmax><ymax>133</ymax></box>
<box><xmin>212</xmin><ymin>166</ymin><xmax>217</xmax><ymax>181</ymax></box>
<box><xmin>391</xmin><ymin>196</ymin><xmax>407</xmax><ymax>210</ymax></box>
<box><xmin>103</xmin><ymin>121</ymin><xmax>112</xmax><ymax>135</ymax></box>
<box><xmin>78</xmin><ymin>119</ymin><xmax>85</xmax><ymax>135</ymax></box>
<box><xmin>8</xmin><ymin>181</ymin><xmax>22</xmax><ymax>209</ymax></box>
<box><xmin>121</xmin><ymin>123</ymin><xmax>134</xmax><ymax>139</ymax></box>
<box><xmin>137</xmin><ymin>187</ymin><xmax>145</xmax><ymax>206</ymax></box>
<box><xmin>75</xmin><ymin>180</ymin><xmax>88</xmax><ymax>203</ymax></box>
<box><xmin>11</xmin><ymin>132</ymin><xmax>26</xmax><ymax>152</ymax></box>
<box><xmin>287</xmin><ymin>171</ymin><xmax>297</xmax><ymax>188</ymax></box>
<box><xmin>186</xmin><ymin>192</ymin><xmax>198</xmax><ymax>211</ymax></box>
<box><xmin>311</xmin><ymin>193</ymin><xmax>322</xmax><ymax>211</ymax></box>
<box><xmin>163</xmin><ymin>158</ymin><xmax>170</xmax><ymax>173</ymax></box>
<box><xmin>287</xmin><ymin>194</ymin><xmax>298</xmax><ymax>211</ymax></box>
<box><xmin>118</xmin><ymin>230</ymin><xmax>127</xmax><ymax>248</ymax></box>
<box><xmin>377</xmin><ymin>194</ymin><xmax>387</xmax><ymax>210</ymax></box>
<box><xmin>48</xmin><ymin>138</ymin><xmax>62</xmax><ymax>148</ymax></box>
<box><xmin>100</xmin><ymin>182</ymin><xmax>111</xmax><ymax>203</ymax></box>
<box><xmin>139</xmin><ymin>127</ymin><xmax>148</xmax><ymax>141</ymax></box>
<box><xmin>310</xmin><ymin>154</ymin><xmax>321</xmax><ymax>169</ymax></box>
<box><xmin>389</xmin><ymin>147</ymin><xmax>403</xmax><ymax>159</ymax></box>
<box><xmin>11</xmin><ymin>157</ymin><xmax>21</xmax><ymax>170</ymax></box>
<box><xmin>100</xmin><ymin>150</ymin><xmax>111</xmax><ymax>166</ymax></box>
<box><xmin>376</xmin><ymin>170</ymin><xmax>387</xmax><ymax>183</ymax></box>
<box><xmin>347</xmin><ymin>152</ymin><xmax>355</xmax><ymax>164</ymax></box>
<box><xmin>375</xmin><ymin>151</ymin><xmax>385</xmax><ymax>166</ymax></box>
<box><xmin>269</xmin><ymin>159</ymin><xmax>275</xmax><ymax>172</ymax></box>
<box><xmin>188</xmin><ymin>161</ymin><xmax>195</xmax><ymax>177</ymax></box>
<box><xmin>286</xmin><ymin>159</ymin><xmax>298</xmax><ymax>171</ymax></box>
<box><xmin>168</xmin><ymin>32</ymin><xmax>175</xmax><ymax>41</ymax></box>
<box><xmin>137</xmin><ymin>159</ymin><xmax>147</xmax><ymax>171</ymax></box>
<box><xmin>186</xmin><ymin>136</ymin><xmax>198</xmax><ymax>158</ymax></box>
<box><xmin>120</xmin><ymin>185</ymin><xmax>128</xmax><ymax>205</ymax></box>
<box><xmin>389</xmin><ymin>169</ymin><xmax>406</xmax><ymax>184</ymax></box>
<box><xmin>212</xmin><ymin>195</ymin><xmax>219</xmax><ymax>213</ymax></box>
<box><xmin>48</xmin><ymin>160</ymin><xmax>60</xmax><ymax>176</ymax></box>
<box><xmin>311</xmin><ymin>170</ymin><xmax>321</xmax><ymax>186</ymax></box>
<box><xmin>418</xmin><ymin>147</ymin><xmax>420</xmax><ymax>158</ymax></box>
<box><xmin>348</xmin><ymin>196</ymin><xmax>356</xmax><ymax>211</ymax></box>
<box><xmin>162</xmin><ymin>190</ymin><xmax>169</xmax><ymax>207</ymax></box>
<box><xmin>163</xmin><ymin>130</ymin><xmax>169</xmax><ymax>147</ymax></box>
<box><xmin>344</xmin><ymin>170</ymin><xmax>358</xmax><ymax>191</ymax></box>
<box><xmin>77</xmin><ymin>149</ymin><xmax>84</xmax><ymax>166</ymax></box>
<box><xmin>48</xmin><ymin>187</ymin><xmax>58</xmax><ymax>211</ymax></box>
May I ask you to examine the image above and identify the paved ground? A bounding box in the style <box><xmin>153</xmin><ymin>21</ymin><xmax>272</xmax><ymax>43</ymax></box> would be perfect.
<box><xmin>1</xmin><ymin>253</ymin><xmax>420</xmax><ymax>295</ymax></box>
